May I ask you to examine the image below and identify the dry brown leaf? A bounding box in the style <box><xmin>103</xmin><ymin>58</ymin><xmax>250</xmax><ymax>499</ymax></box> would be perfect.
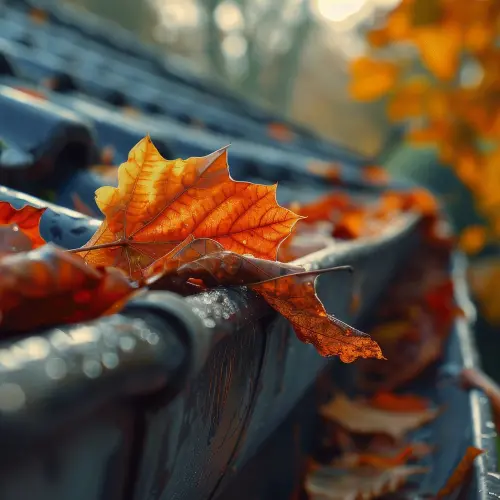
<box><xmin>305</xmin><ymin>464</ymin><xmax>428</xmax><ymax>500</ymax></box>
<box><xmin>320</xmin><ymin>394</ymin><xmax>439</xmax><ymax>440</ymax></box>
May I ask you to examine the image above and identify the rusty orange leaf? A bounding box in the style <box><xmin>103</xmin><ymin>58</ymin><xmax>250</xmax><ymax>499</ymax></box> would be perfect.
<box><xmin>370</xmin><ymin>392</ymin><xmax>430</xmax><ymax>412</ymax></box>
<box><xmin>0</xmin><ymin>244</ymin><xmax>136</xmax><ymax>334</ymax></box>
<box><xmin>362</xmin><ymin>166</ymin><xmax>391</xmax><ymax>186</ymax></box>
<box><xmin>436</xmin><ymin>446</ymin><xmax>483</xmax><ymax>499</ymax></box>
<box><xmin>78</xmin><ymin>137</ymin><xmax>302</xmax><ymax>279</ymax></box>
<box><xmin>153</xmin><ymin>248</ymin><xmax>382</xmax><ymax>361</ymax></box>
<box><xmin>0</xmin><ymin>202</ymin><xmax>46</xmax><ymax>250</ymax></box>
<box><xmin>289</xmin><ymin>193</ymin><xmax>351</xmax><ymax>224</ymax></box>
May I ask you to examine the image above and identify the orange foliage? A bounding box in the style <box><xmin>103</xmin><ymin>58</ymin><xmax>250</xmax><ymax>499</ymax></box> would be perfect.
<box><xmin>351</xmin><ymin>0</ymin><xmax>500</xmax><ymax>254</ymax></box>
<box><xmin>0</xmin><ymin>202</ymin><xmax>46</xmax><ymax>250</ymax></box>
<box><xmin>79</xmin><ymin>137</ymin><xmax>302</xmax><ymax>279</ymax></box>
<box><xmin>0</xmin><ymin>245</ymin><xmax>135</xmax><ymax>334</ymax></box>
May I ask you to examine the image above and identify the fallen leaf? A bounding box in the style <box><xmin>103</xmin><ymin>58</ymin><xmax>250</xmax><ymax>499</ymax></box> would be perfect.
<box><xmin>370</xmin><ymin>392</ymin><xmax>431</xmax><ymax>412</ymax></box>
<box><xmin>436</xmin><ymin>446</ymin><xmax>483</xmax><ymax>499</ymax></box>
<box><xmin>157</xmin><ymin>249</ymin><xmax>382</xmax><ymax>361</ymax></box>
<box><xmin>305</xmin><ymin>464</ymin><xmax>428</xmax><ymax>500</ymax></box>
<box><xmin>268</xmin><ymin>122</ymin><xmax>296</xmax><ymax>142</ymax></box>
<box><xmin>0</xmin><ymin>244</ymin><xmax>136</xmax><ymax>334</ymax></box>
<box><xmin>336</xmin><ymin>442</ymin><xmax>432</xmax><ymax>469</ymax></box>
<box><xmin>0</xmin><ymin>202</ymin><xmax>46</xmax><ymax>249</ymax></box>
<box><xmin>379</xmin><ymin>189</ymin><xmax>439</xmax><ymax>218</ymax></box>
<box><xmin>288</xmin><ymin>193</ymin><xmax>352</xmax><ymax>224</ymax></box>
<box><xmin>320</xmin><ymin>394</ymin><xmax>439</xmax><ymax>440</ymax></box>
<box><xmin>79</xmin><ymin>137</ymin><xmax>301</xmax><ymax>279</ymax></box>
<box><xmin>307</xmin><ymin>161</ymin><xmax>342</xmax><ymax>184</ymax></box>
<box><xmin>363</xmin><ymin>166</ymin><xmax>391</xmax><ymax>185</ymax></box>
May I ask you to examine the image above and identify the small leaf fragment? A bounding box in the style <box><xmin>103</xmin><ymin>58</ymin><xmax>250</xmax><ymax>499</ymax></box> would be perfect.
<box><xmin>0</xmin><ymin>201</ymin><xmax>46</xmax><ymax>249</ymax></box>
<box><xmin>436</xmin><ymin>446</ymin><xmax>483</xmax><ymax>499</ymax></box>
<box><xmin>320</xmin><ymin>394</ymin><xmax>439</xmax><ymax>440</ymax></box>
<box><xmin>305</xmin><ymin>464</ymin><xmax>428</xmax><ymax>500</ymax></box>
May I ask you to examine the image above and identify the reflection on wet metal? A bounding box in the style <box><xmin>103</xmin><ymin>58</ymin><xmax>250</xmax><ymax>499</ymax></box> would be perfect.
<box><xmin>82</xmin><ymin>358</ymin><xmax>102</xmax><ymax>379</ymax></box>
<box><xmin>118</xmin><ymin>336</ymin><xmax>136</xmax><ymax>352</ymax></box>
<box><xmin>0</xmin><ymin>383</ymin><xmax>25</xmax><ymax>412</ymax></box>
<box><xmin>45</xmin><ymin>357</ymin><xmax>67</xmax><ymax>380</ymax></box>
<box><xmin>101</xmin><ymin>352</ymin><xmax>119</xmax><ymax>370</ymax></box>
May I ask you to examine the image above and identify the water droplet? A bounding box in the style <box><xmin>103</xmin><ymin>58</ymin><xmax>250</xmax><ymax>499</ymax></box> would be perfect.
<box><xmin>204</xmin><ymin>318</ymin><xmax>216</xmax><ymax>328</ymax></box>
<box><xmin>83</xmin><ymin>359</ymin><xmax>102</xmax><ymax>379</ymax></box>
<box><xmin>119</xmin><ymin>336</ymin><xmax>136</xmax><ymax>352</ymax></box>
<box><xmin>0</xmin><ymin>383</ymin><xmax>25</xmax><ymax>412</ymax></box>
<box><xmin>146</xmin><ymin>332</ymin><xmax>160</xmax><ymax>345</ymax></box>
<box><xmin>46</xmin><ymin>358</ymin><xmax>67</xmax><ymax>379</ymax></box>
<box><xmin>242</xmin><ymin>239</ymin><xmax>247</xmax><ymax>245</ymax></box>
<box><xmin>102</xmin><ymin>352</ymin><xmax>119</xmax><ymax>369</ymax></box>
<box><xmin>18</xmin><ymin>336</ymin><xmax>51</xmax><ymax>360</ymax></box>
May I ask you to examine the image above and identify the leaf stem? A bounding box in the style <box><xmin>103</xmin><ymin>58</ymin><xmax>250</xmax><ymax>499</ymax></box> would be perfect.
<box><xmin>67</xmin><ymin>241</ymin><xmax>126</xmax><ymax>253</ymax></box>
<box><xmin>252</xmin><ymin>265</ymin><xmax>354</xmax><ymax>286</ymax></box>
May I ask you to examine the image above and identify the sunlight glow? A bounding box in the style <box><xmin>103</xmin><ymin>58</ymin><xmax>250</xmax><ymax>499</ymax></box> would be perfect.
<box><xmin>313</xmin><ymin>0</ymin><xmax>367</xmax><ymax>22</ymax></box>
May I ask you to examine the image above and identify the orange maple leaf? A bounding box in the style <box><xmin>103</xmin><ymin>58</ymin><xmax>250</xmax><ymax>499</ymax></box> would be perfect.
<box><xmin>78</xmin><ymin>137</ymin><xmax>302</xmax><ymax>279</ymax></box>
<box><xmin>0</xmin><ymin>244</ymin><xmax>136</xmax><ymax>334</ymax></box>
<box><xmin>0</xmin><ymin>202</ymin><xmax>46</xmax><ymax>250</ymax></box>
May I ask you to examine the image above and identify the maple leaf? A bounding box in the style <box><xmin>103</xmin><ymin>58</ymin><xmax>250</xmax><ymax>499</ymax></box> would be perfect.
<box><xmin>0</xmin><ymin>201</ymin><xmax>46</xmax><ymax>250</ymax></box>
<box><xmin>149</xmin><ymin>248</ymin><xmax>383</xmax><ymax>362</ymax></box>
<box><xmin>305</xmin><ymin>463</ymin><xmax>428</xmax><ymax>500</ymax></box>
<box><xmin>320</xmin><ymin>394</ymin><xmax>439</xmax><ymax>440</ymax></box>
<box><xmin>0</xmin><ymin>244</ymin><xmax>136</xmax><ymax>334</ymax></box>
<box><xmin>78</xmin><ymin>137</ymin><xmax>301</xmax><ymax>279</ymax></box>
<box><xmin>436</xmin><ymin>446</ymin><xmax>483</xmax><ymax>499</ymax></box>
